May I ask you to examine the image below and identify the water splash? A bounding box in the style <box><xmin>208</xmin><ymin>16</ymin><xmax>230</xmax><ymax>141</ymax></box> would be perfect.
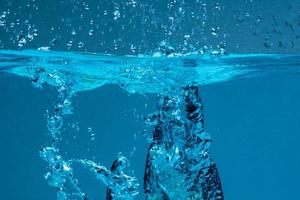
<box><xmin>39</xmin><ymin>73</ymin><xmax>87</xmax><ymax>200</ymax></box>
<box><xmin>1</xmin><ymin>49</ymin><xmax>300</xmax><ymax>199</ymax></box>
<box><xmin>37</xmin><ymin>71</ymin><xmax>139</xmax><ymax>199</ymax></box>
<box><xmin>74</xmin><ymin>156</ymin><xmax>139</xmax><ymax>200</ymax></box>
<box><xmin>1</xmin><ymin>49</ymin><xmax>300</xmax><ymax>94</ymax></box>
<box><xmin>144</xmin><ymin>86</ymin><xmax>223</xmax><ymax>199</ymax></box>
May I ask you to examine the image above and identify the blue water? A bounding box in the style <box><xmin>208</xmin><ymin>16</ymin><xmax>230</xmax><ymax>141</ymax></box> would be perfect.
<box><xmin>1</xmin><ymin>49</ymin><xmax>300</xmax><ymax>94</ymax></box>
<box><xmin>0</xmin><ymin>49</ymin><xmax>300</xmax><ymax>199</ymax></box>
<box><xmin>1</xmin><ymin>0</ymin><xmax>300</xmax><ymax>199</ymax></box>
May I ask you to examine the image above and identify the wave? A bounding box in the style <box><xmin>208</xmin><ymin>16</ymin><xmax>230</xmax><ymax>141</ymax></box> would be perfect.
<box><xmin>1</xmin><ymin>49</ymin><xmax>299</xmax><ymax>94</ymax></box>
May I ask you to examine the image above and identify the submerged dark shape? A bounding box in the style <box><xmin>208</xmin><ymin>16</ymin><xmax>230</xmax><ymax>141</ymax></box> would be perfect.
<box><xmin>143</xmin><ymin>86</ymin><xmax>224</xmax><ymax>200</ymax></box>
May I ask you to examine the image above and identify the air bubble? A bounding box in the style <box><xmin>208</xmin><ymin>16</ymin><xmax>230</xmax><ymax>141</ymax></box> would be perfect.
<box><xmin>88</xmin><ymin>127</ymin><xmax>93</xmax><ymax>132</ymax></box>
<box><xmin>78</xmin><ymin>42</ymin><xmax>84</xmax><ymax>48</ymax></box>
<box><xmin>214</xmin><ymin>3</ymin><xmax>221</xmax><ymax>10</ymax></box>
<box><xmin>90</xmin><ymin>133</ymin><xmax>95</xmax><ymax>141</ymax></box>
<box><xmin>130</xmin><ymin>44</ymin><xmax>136</xmax><ymax>53</ymax></box>
<box><xmin>88</xmin><ymin>29</ymin><xmax>94</xmax><ymax>36</ymax></box>
<box><xmin>71</xmin><ymin>29</ymin><xmax>76</xmax><ymax>35</ymax></box>
<box><xmin>184</xmin><ymin>35</ymin><xmax>190</xmax><ymax>39</ymax></box>
<box><xmin>50</xmin><ymin>38</ymin><xmax>57</xmax><ymax>46</ymax></box>
<box><xmin>113</xmin><ymin>10</ymin><xmax>121</xmax><ymax>20</ymax></box>
<box><xmin>67</xmin><ymin>41</ymin><xmax>73</xmax><ymax>49</ymax></box>
<box><xmin>129</xmin><ymin>0</ymin><xmax>137</xmax><ymax>7</ymax></box>
<box><xmin>113</xmin><ymin>3</ymin><xmax>121</xmax><ymax>20</ymax></box>
<box><xmin>38</xmin><ymin>46</ymin><xmax>50</xmax><ymax>51</ymax></box>
<box><xmin>0</xmin><ymin>11</ymin><xmax>7</xmax><ymax>27</ymax></box>
<box><xmin>18</xmin><ymin>37</ymin><xmax>26</xmax><ymax>47</ymax></box>
<box><xmin>211</xmin><ymin>27</ymin><xmax>218</xmax><ymax>36</ymax></box>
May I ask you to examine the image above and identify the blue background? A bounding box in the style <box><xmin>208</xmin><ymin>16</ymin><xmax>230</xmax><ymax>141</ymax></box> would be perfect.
<box><xmin>1</xmin><ymin>72</ymin><xmax>299</xmax><ymax>199</ymax></box>
<box><xmin>1</xmin><ymin>0</ymin><xmax>300</xmax><ymax>199</ymax></box>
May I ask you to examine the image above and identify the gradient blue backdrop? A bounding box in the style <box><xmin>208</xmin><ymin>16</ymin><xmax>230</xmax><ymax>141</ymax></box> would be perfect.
<box><xmin>0</xmin><ymin>0</ymin><xmax>300</xmax><ymax>199</ymax></box>
<box><xmin>0</xmin><ymin>72</ymin><xmax>299</xmax><ymax>199</ymax></box>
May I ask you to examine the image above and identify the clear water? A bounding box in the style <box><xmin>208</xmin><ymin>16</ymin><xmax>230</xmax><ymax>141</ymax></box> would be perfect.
<box><xmin>1</xmin><ymin>49</ymin><xmax>300</xmax><ymax>94</ymax></box>
<box><xmin>1</xmin><ymin>0</ymin><xmax>300</xmax><ymax>200</ymax></box>
<box><xmin>1</xmin><ymin>49</ymin><xmax>300</xmax><ymax>200</ymax></box>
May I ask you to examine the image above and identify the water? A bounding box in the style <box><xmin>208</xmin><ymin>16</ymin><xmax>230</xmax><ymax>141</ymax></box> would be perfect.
<box><xmin>0</xmin><ymin>49</ymin><xmax>300</xmax><ymax>199</ymax></box>
<box><xmin>1</xmin><ymin>49</ymin><xmax>300</xmax><ymax>94</ymax></box>
<box><xmin>1</xmin><ymin>0</ymin><xmax>300</xmax><ymax>199</ymax></box>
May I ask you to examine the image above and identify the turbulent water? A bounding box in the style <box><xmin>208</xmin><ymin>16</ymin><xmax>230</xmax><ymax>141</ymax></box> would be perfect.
<box><xmin>1</xmin><ymin>49</ymin><xmax>300</xmax><ymax>200</ymax></box>
<box><xmin>1</xmin><ymin>49</ymin><xmax>300</xmax><ymax>94</ymax></box>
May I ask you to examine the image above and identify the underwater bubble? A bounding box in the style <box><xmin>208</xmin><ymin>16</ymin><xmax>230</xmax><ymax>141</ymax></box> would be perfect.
<box><xmin>40</xmin><ymin>146</ymin><xmax>58</xmax><ymax>161</ymax></box>
<box><xmin>84</xmin><ymin>4</ymin><xmax>90</xmax><ymax>10</ymax></box>
<box><xmin>18</xmin><ymin>37</ymin><xmax>26</xmax><ymax>47</ymax></box>
<box><xmin>128</xmin><ymin>0</ymin><xmax>137</xmax><ymax>7</ymax></box>
<box><xmin>113</xmin><ymin>3</ymin><xmax>121</xmax><ymax>21</ymax></box>
<box><xmin>210</xmin><ymin>50</ymin><xmax>221</xmax><ymax>56</ymax></box>
<box><xmin>113</xmin><ymin>10</ymin><xmax>121</xmax><ymax>20</ymax></box>
<box><xmin>67</xmin><ymin>40</ymin><xmax>73</xmax><ymax>49</ymax></box>
<box><xmin>50</xmin><ymin>38</ymin><xmax>57</xmax><ymax>46</ymax></box>
<box><xmin>27</xmin><ymin>33</ymin><xmax>34</xmax><ymax>41</ymax></box>
<box><xmin>37</xmin><ymin>46</ymin><xmax>50</xmax><ymax>51</ymax></box>
<box><xmin>0</xmin><ymin>11</ymin><xmax>7</xmax><ymax>26</ymax></box>
<box><xmin>71</xmin><ymin>29</ymin><xmax>76</xmax><ymax>35</ymax></box>
<box><xmin>214</xmin><ymin>2</ymin><xmax>221</xmax><ymax>10</ymax></box>
<box><xmin>62</xmin><ymin>163</ymin><xmax>71</xmax><ymax>172</ymax></box>
<box><xmin>113</xmin><ymin>40</ymin><xmax>118</xmax><ymax>50</ymax></box>
<box><xmin>9</xmin><ymin>22</ymin><xmax>15</xmax><ymax>28</ymax></box>
<box><xmin>88</xmin><ymin>29</ymin><xmax>94</xmax><ymax>36</ymax></box>
<box><xmin>71</xmin><ymin>122</ymin><xmax>80</xmax><ymax>132</ymax></box>
<box><xmin>184</xmin><ymin>34</ymin><xmax>191</xmax><ymax>40</ymax></box>
<box><xmin>88</xmin><ymin>127</ymin><xmax>93</xmax><ymax>133</ymax></box>
<box><xmin>90</xmin><ymin>133</ymin><xmax>95</xmax><ymax>141</ymax></box>
<box><xmin>211</xmin><ymin>27</ymin><xmax>218</xmax><ymax>36</ymax></box>
<box><xmin>48</xmin><ymin>115</ymin><xmax>64</xmax><ymax>131</ymax></box>
<box><xmin>130</xmin><ymin>44</ymin><xmax>136</xmax><ymax>53</ymax></box>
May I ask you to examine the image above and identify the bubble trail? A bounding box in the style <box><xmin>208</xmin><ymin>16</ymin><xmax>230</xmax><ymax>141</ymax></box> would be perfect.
<box><xmin>32</xmin><ymin>69</ymin><xmax>139</xmax><ymax>200</ymax></box>
<box><xmin>72</xmin><ymin>155</ymin><xmax>139</xmax><ymax>200</ymax></box>
<box><xmin>39</xmin><ymin>73</ymin><xmax>88</xmax><ymax>200</ymax></box>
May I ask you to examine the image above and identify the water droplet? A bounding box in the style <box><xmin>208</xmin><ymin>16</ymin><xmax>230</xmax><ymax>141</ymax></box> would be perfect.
<box><xmin>113</xmin><ymin>3</ymin><xmax>121</xmax><ymax>20</ymax></box>
<box><xmin>38</xmin><ymin>46</ymin><xmax>50</xmax><ymax>51</ymax></box>
<box><xmin>128</xmin><ymin>0</ymin><xmax>137</xmax><ymax>7</ymax></box>
<box><xmin>50</xmin><ymin>38</ymin><xmax>57</xmax><ymax>46</ymax></box>
<box><xmin>27</xmin><ymin>33</ymin><xmax>34</xmax><ymax>41</ymax></box>
<box><xmin>211</xmin><ymin>27</ymin><xmax>217</xmax><ymax>36</ymax></box>
<box><xmin>63</xmin><ymin>164</ymin><xmax>71</xmax><ymax>171</ymax></box>
<box><xmin>210</xmin><ymin>50</ymin><xmax>220</xmax><ymax>56</ymax></box>
<box><xmin>18</xmin><ymin>37</ymin><xmax>26</xmax><ymax>47</ymax></box>
<box><xmin>67</xmin><ymin>41</ymin><xmax>73</xmax><ymax>49</ymax></box>
<box><xmin>71</xmin><ymin>29</ymin><xmax>76</xmax><ymax>35</ymax></box>
<box><xmin>0</xmin><ymin>11</ymin><xmax>7</xmax><ymax>27</ymax></box>
<box><xmin>88</xmin><ymin>29</ymin><xmax>94</xmax><ymax>36</ymax></box>
<box><xmin>130</xmin><ymin>44</ymin><xmax>136</xmax><ymax>53</ymax></box>
<box><xmin>90</xmin><ymin>133</ymin><xmax>95</xmax><ymax>141</ymax></box>
<box><xmin>214</xmin><ymin>3</ymin><xmax>221</xmax><ymax>10</ymax></box>
<box><xmin>184</xmin><ymin>35</ymin><xmax>190</xmax><ymax>39</ymax></box>
<box><xmin>77</xmin><ymin>41</ymin><xmax>84</xmax><ymax>48</ymax></box>
<box><xmin>113</xmin><ymin>10</ymin><xmax>121</xmax><ymax>20</ymax></box>
<box><xmin>88</xmin><ymin>127</ymin><xmax>93</xmax><ymax>133</ymax></box>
